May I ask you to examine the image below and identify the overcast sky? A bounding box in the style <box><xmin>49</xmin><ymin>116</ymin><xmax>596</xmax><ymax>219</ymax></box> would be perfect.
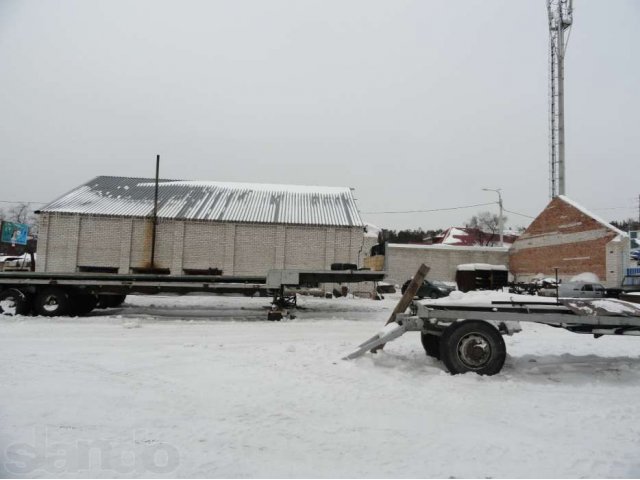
<box><xmin>1</xmin><ymin>0</ymin><xmax>638</xmax><ymax>231</ymax></box>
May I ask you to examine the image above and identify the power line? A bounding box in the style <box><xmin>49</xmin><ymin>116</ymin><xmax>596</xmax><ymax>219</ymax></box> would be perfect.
<box><xmin>592</xmin><ymin>206</ymin><xmax>637</xmax><ymax>211</ymax></box>
<box><xmin>362</xmin><ymin>202</ymin><xmax>495</xmax><ymax>215</ymax></box>
<box><xmin>0</xmin><ymin>200</ymin><xmax>47</xmax><ymax>205</ymax></box>
<box><xmin>503</xmin><ymin>208</ymin><xmax>536</xmax><ymax>219</ymax></box>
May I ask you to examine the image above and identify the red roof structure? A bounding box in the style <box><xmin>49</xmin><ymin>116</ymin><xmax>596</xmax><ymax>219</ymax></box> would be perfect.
<box><xmin>431</xmin><ymin>227</ymin><xmax>519</xmax><ymax>247</ymax></box>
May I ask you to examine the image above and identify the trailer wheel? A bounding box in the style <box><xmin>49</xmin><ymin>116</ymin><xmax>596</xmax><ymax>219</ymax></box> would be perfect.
<box><xmin>0</xmin><ymin>289</ymin><xmax>31</xmax><ymax>316</ymax></box>
<box><xmin>70</xmin><ymin>295</ymin><xmax>98</xmax><ymax>316</ymax></box>
<box><xmin>97</xmin><ymin>294</ymin><xmax>127</xmax><ymax>309</ymax></box>
<box><xmin>439</xmin><ymin>321</ymin><xmax>506</xmax><ymax>376</ymax></box>
<box><xmin>420</xmin><ymin>333</ymin><xmax>441</xmax><ymax>359</ymax></box>
<box><xmin>34</xmin><ymin>287</ymin><xmax>70</xmax><ymax>317</ymax></box>
<box><xmin>109</xmin><ymin>294</ymin><xmax>127</xmax><ymax>307</ymax></box>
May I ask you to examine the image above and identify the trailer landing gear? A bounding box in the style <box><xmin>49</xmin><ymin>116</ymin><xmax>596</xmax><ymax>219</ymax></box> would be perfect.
<box><xmin>267</xmin><ymin>286</ymin><xmax>299</xmax><ymax>321</ymax></box>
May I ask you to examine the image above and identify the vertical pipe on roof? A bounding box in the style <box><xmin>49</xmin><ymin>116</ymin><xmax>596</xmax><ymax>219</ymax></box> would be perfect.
<box><xmin>150</xmin><ymin>155</ymin><xmax>160</xmax><ymax>269</ymax></box>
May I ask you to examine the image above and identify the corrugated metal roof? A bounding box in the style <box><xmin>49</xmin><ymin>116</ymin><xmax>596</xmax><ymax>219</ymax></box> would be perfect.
<box><xmin>39</xmin><ymin>176</ymin><xmax>364</xmax><ymax>227</ymax></box>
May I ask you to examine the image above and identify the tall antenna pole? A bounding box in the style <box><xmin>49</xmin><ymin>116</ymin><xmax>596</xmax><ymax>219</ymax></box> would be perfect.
<box><xmin>150</xmin><ymin>154</ymin><xmax>160</xmax><ymax>269</ymax></box>
<box><xmin>547</xmin><ymin>0</ymin><xmax>573</xmax><ymax>197</ymax></box>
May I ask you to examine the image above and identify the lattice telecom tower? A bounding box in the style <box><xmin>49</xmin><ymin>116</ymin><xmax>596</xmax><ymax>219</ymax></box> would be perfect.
<box><xmin>547</xmin><ymin>0</ymin><xmax>573</xmax><ymax>198</ymax></box>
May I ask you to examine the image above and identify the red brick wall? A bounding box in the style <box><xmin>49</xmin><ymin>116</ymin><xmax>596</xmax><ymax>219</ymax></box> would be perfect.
<box><xmin>522</xmin><ymin>197</ymin><xmax>610</xmax><ymax>237</ymax></box>
<box><xmin>509</xmin><ymin>197</ymin><xmax>617</xmax><ymax>280</ymax></box>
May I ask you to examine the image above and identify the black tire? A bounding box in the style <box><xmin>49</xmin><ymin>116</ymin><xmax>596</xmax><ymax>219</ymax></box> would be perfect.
<box><xmin>0</xmin><ymin>288</ymin><xmax>31</xmax><ymax>316</ymax></box>
<box><xmin>330</xmin><ymin>263</ymin><xmax>357</xmax><ymax>271</ymax></box>
<box><xmin>70</xmin><ymin>295</ymin><xmax>98</xmax><ymax>316</ymax></box>
<box><xmin>439</xmin><ymin>321</ymin><xmax>506</xmax><ymax>376</ymax></box>
<box><xmin>97</xmin><ymin>294</ymin><xmax>127</xmax><ymax>309</ymax></box>
<box><xmin>34</xmin><ymin>287</ymin><xmax>70</xmax><ymax>317</ymax></box>
<box><xmin>108</xmin><ymin>294</ymin><xmax>127</xmax><ymax>307</ymax></box>
<box><xmin>420</xmin><ymin>333</ymin><xmax>441</xmax><ymax>359</ymax></box>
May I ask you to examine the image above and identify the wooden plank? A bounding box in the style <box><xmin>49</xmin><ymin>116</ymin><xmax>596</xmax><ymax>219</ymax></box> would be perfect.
<box><xmin>371</xmin><ymin>263</ymin><xmax>429</xmax><ymax>352</ymax></box>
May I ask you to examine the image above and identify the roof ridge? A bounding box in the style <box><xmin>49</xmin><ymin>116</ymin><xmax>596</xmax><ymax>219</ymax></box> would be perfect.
<box><xmin>558</xmin><ymin>195</ymin><xmax>627</xmax><ymax>237</ymax></box>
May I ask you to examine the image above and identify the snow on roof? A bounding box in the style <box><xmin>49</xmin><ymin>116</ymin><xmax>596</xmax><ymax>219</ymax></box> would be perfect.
<box><xmin>364</xmin><ymin>222</ymin><xmax>382</xmax><ymax>238</ymax></box>
<box><xmin>39</xmin><ymin>176</ymin><xmax>364</xmax><ymax>227</ymax></box>
<box><xmin>137</xmin><ymin>180</ymin><xmax>350</xmax><ymax>195</ymax></box>
<box><xmin>456</xmin><ymin>263</ymin><xmax>508</xmax><ymax>271</ymax></box>
<box><xmin>387</xmin><ymin>243</ymin><xmax>509</xmax><ymax>253</ymax></box>
<box><xmin>435</xmin><ymin>226</ymin><xmax>517</xmax><ymax>247</ymax></box>
<box><xmin>558</xmin><ymin>195</ymin><xmax>627</xmax><ymax>237</ymax></box>
<box><xmin>441</xmin><ymin>227</ymin><xmax>468</xmax><ymax>245</ymax></box>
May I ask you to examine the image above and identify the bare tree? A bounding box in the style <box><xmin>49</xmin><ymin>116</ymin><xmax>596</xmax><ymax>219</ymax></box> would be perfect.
<box><xmin>4</xmin><ymin>203</ymin><xmax>38</xmax><ymax>236</ymax></box>
<box><xmin>7</xmin><ymin>203</ymin><xmax>30</xmax><ymax>224</ymax></box>
<box><xmin>465</xmin><ymin>211</ymin><xmax>506</xmax><ymax>246</ymax></box>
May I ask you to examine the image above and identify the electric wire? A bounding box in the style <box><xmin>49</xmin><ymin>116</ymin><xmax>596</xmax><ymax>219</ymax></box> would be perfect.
<box><xmin>503</xmin><ymin>208</ymin><xmax>536</xmax><ymax>219</ymax></box>
<box><xmin>0</xmin><ymin>200</ymin><xmax>46</xmax><ymax>205</ymax></box>
<box><xmin>361</xmin><ymin>202</ymin><xmax>495</xmax><ymax>215</ymax></box>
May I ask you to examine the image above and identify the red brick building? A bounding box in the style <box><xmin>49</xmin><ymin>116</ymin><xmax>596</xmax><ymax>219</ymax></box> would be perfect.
<box><xmin>509</xmin><ymin>196</ymin><xmax>630</xmax><ymax>287</ymax></box>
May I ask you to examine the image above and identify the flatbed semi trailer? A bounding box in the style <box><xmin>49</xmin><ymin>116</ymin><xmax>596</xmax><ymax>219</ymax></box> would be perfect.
<box><xmin>0</xmin><ymin>269</ymin><xmax>385</xmax><ymax>318</ymax></box>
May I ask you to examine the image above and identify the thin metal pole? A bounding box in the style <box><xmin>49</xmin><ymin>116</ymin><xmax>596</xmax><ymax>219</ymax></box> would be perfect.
<box><xmin>497</xmin><ymin>190</ymin><xmax>504</xmax><ymax>247</ymax></box>
<box><xmin>556</xmin><ymin>0</ymin><xmax>566</xmax><ymax>196</ymax></box>
<box><xmin>150</xmin><ymin>155</ymin><xmax>160</xmax><ymax>269</ymax></box>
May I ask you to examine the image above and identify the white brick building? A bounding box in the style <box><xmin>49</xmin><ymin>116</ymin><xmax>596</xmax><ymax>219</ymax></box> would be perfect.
<box><xmin>383</xmin><ymin>243</ymin><xmax>509</xmax><ymax>285</ymax></box>
<box><xmin>36</xmin><ymin>176</ymin><xmax>371</xmax><ymax>278</ymax></box>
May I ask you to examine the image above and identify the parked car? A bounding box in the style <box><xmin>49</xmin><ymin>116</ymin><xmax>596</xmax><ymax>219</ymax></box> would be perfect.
<box><xmin>630</xmin><ymin>250</ymin><xmax>640</xmax><ymax>261</ymax></box>
<box><xmin>539</xmin><ymin>281</ymin><xmax>606</xmax><ymax>298</ymax></box>
<box><xmin>376</xmin><ymin>281</ymin><xmax>397</xmax><ymax>294</ymax></box>
<box><xmin>401</xmin><ymin>279</ymin><xmax>455</xmax><ymax>299</ymax></box>
<box><xmin>0</xmin><ymin>254</ymin><xmax>33</xmax><ymax>272</ymax></box>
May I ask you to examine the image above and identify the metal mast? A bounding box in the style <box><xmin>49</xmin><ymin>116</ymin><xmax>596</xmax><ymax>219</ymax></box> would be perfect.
<box><xmin>547</xmin><ymin>0</ymin><xmax>573</xmax><ymax>197</ymax></box>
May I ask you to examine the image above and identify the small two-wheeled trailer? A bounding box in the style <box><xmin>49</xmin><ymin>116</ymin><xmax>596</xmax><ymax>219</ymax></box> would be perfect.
<box><xmin>345</xmin><ymin>265</ymin><xmax>640</xmax><ymax>375</ymax></box>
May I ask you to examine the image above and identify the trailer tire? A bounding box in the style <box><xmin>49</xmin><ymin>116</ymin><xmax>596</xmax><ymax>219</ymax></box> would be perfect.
<box><xmin>0</xmin><ymin>288</ymin><xmax>31</xmax><ymax>316</ymax></box>
<box><xmin>420</xmin><ymin>333</ymin><xmax>441</xmax><ymax>359</ymax></box>
<box><xmin>439</xmin><ymin>321</ymin><xmax>506</xmax><ymax>376</ymax></box>
<box><xmin>70</xmin><ymin>295</ymin><xmax>98</xmax><ymax>316</ymax></box>
<box><xmin>331</xmin><ymin>263</ymin><xmax>357</xmax><ymax>271</ymax></box>
<box><xmin>34</xmin><ymin>287</ymin><xmax>70</xmax><ymax>317</ymax></box>
<box><xmin>97</xmin><ymin>294</ymin><xmax>127</xmax><ymax>309</ymax></box>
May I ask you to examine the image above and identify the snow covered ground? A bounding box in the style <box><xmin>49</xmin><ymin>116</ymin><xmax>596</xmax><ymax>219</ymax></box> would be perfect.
<box><xmin>2</xmin><ymin>293</ymin><xmax>640</xmax><ymax>478</ymax></box>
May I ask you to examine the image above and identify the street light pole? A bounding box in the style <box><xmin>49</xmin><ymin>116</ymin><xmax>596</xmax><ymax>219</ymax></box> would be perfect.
<box><xmin>482</xmin><ymin>188</ymin><xmax>504</xmax><ymax>247</ymax></box>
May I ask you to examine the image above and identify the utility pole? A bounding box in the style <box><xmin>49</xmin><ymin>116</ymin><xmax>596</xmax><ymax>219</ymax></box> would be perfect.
<box><xmin>483</xmin><ymin>188</ymin><xmax>504</xmax><ymax>247</ymax></box>
<box><xmin>150</xmin><ymin>154</ymin><xmax>160</xmax><ymax>270</ymax></box>
<box><xmin>547</xmin><ymin>0</ymin><xmax>573</xmax><ymax>198</ymax></box>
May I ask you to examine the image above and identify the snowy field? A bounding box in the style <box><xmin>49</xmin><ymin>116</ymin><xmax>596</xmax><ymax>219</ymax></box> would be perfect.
<box><xmin>2</xmin><ymin>293</ymin><xmax>640</xmax><ymax>478</ymax></box>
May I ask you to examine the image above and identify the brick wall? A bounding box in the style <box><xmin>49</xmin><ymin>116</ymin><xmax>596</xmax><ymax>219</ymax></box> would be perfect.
<box><xmin>384</xmin><ymin>244</ymin><xmax>509</xmax><ymax>285</ymax></box>
<box><xmin>77</xmin><ymin>216</ymin><xmax>122</xmax><ymax>267</ymax></box>
<box><xmin>37</xmin><ymin>213</ymin><xmax>80</xmax><ymax>272</ymax></box>
<box><xmin>181</xmin><ymin>221</ymin><xmax>226</xmax><ymax>271</ymax></box>
<box><xmin>37</xmin><ymin>214</ymin><xmax>367</xmax><ymax>281</ymax></box>
<box><xmin>509</xmin><ymin>197</ymin><xmax>629</xmax><ymax>286</ymax></box>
